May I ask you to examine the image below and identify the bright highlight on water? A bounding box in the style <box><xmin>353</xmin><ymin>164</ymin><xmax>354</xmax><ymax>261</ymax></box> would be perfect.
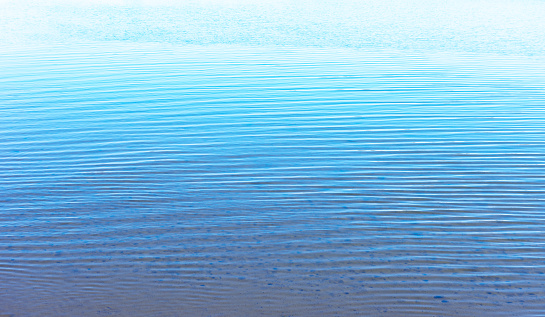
<box><xmin>1</xmin><ymin>1</ymin><xmax>545</xmax><ymax>316</ymax></box>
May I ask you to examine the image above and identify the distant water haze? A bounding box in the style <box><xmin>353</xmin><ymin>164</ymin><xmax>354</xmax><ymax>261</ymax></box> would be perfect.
<box><xmin>1</xmin><ymin>1</ymin><xmax>545</xmax><ymax>316</ymax></box>
<box><xmin>2</xmin><ymin>0</ymin><xmax>545</xmax><ymax>55</ymax></box>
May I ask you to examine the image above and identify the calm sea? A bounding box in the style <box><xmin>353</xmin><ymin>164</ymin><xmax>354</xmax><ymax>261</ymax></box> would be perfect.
<box><xmin>1</xmin><ymin>1</ymin><xmax>545</xmax><ymax>316</ymax></box>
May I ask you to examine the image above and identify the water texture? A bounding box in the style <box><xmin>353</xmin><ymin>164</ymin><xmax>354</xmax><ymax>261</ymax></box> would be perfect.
<box><xmin>1</xmin><ymin>1</ymin><xmax>545</xmax><ymax>316</ymax></box>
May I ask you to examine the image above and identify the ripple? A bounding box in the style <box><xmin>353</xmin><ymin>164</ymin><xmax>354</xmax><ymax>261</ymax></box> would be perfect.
<box><xmin>1</xmin><ymin>44</ymin><xmax>545</xmax><ymax>316</ymax></box>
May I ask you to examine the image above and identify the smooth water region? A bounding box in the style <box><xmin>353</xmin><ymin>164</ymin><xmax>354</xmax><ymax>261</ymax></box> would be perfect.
<box><xmin>2</xmin><ymin>1</ymin><xmax>545</xmax><ymax>316</ymax></box>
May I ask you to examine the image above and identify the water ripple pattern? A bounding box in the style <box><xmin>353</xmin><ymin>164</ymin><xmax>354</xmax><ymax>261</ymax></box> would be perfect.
<box><xmin>1</xmin><ymin>2</ymin><xmax>545</xmax><ymax>316</ymax></box>
<box><xmin>1</xmin><ymin>44</ymin><xmax>544</xmax><ymax>316</ymax></box>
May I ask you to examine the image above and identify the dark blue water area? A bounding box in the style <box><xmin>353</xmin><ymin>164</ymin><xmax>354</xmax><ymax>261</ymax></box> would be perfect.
<box><xmin>1</xmin><ymin>1</ymin><xmax>545</xmax><ymax>315</ymax></box>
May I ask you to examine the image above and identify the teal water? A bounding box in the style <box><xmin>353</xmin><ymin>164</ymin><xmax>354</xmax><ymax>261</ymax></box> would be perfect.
<box><xmin>1</xmin><ymin>1</ymin><xmax>545</xmax><ymax>316</ymax></box>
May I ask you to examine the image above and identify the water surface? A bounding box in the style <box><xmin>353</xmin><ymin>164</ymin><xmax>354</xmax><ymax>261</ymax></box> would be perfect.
<box><xmin>1</xmin><ymin>1</ymin><xmax>545</xmax><ymax>316</ymax></box>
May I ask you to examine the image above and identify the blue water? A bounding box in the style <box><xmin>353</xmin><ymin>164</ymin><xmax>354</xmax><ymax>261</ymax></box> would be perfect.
<box><xmin>1</xmin><ymin>1</ymin><xmax>545</xmax><ymax>316</ymax></box>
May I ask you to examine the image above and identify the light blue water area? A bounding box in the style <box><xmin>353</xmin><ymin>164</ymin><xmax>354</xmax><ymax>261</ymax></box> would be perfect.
<box><xmin>1</xmin><ymin>1</ymin><xmax>545</xmax><ymax>316</ymax></box>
